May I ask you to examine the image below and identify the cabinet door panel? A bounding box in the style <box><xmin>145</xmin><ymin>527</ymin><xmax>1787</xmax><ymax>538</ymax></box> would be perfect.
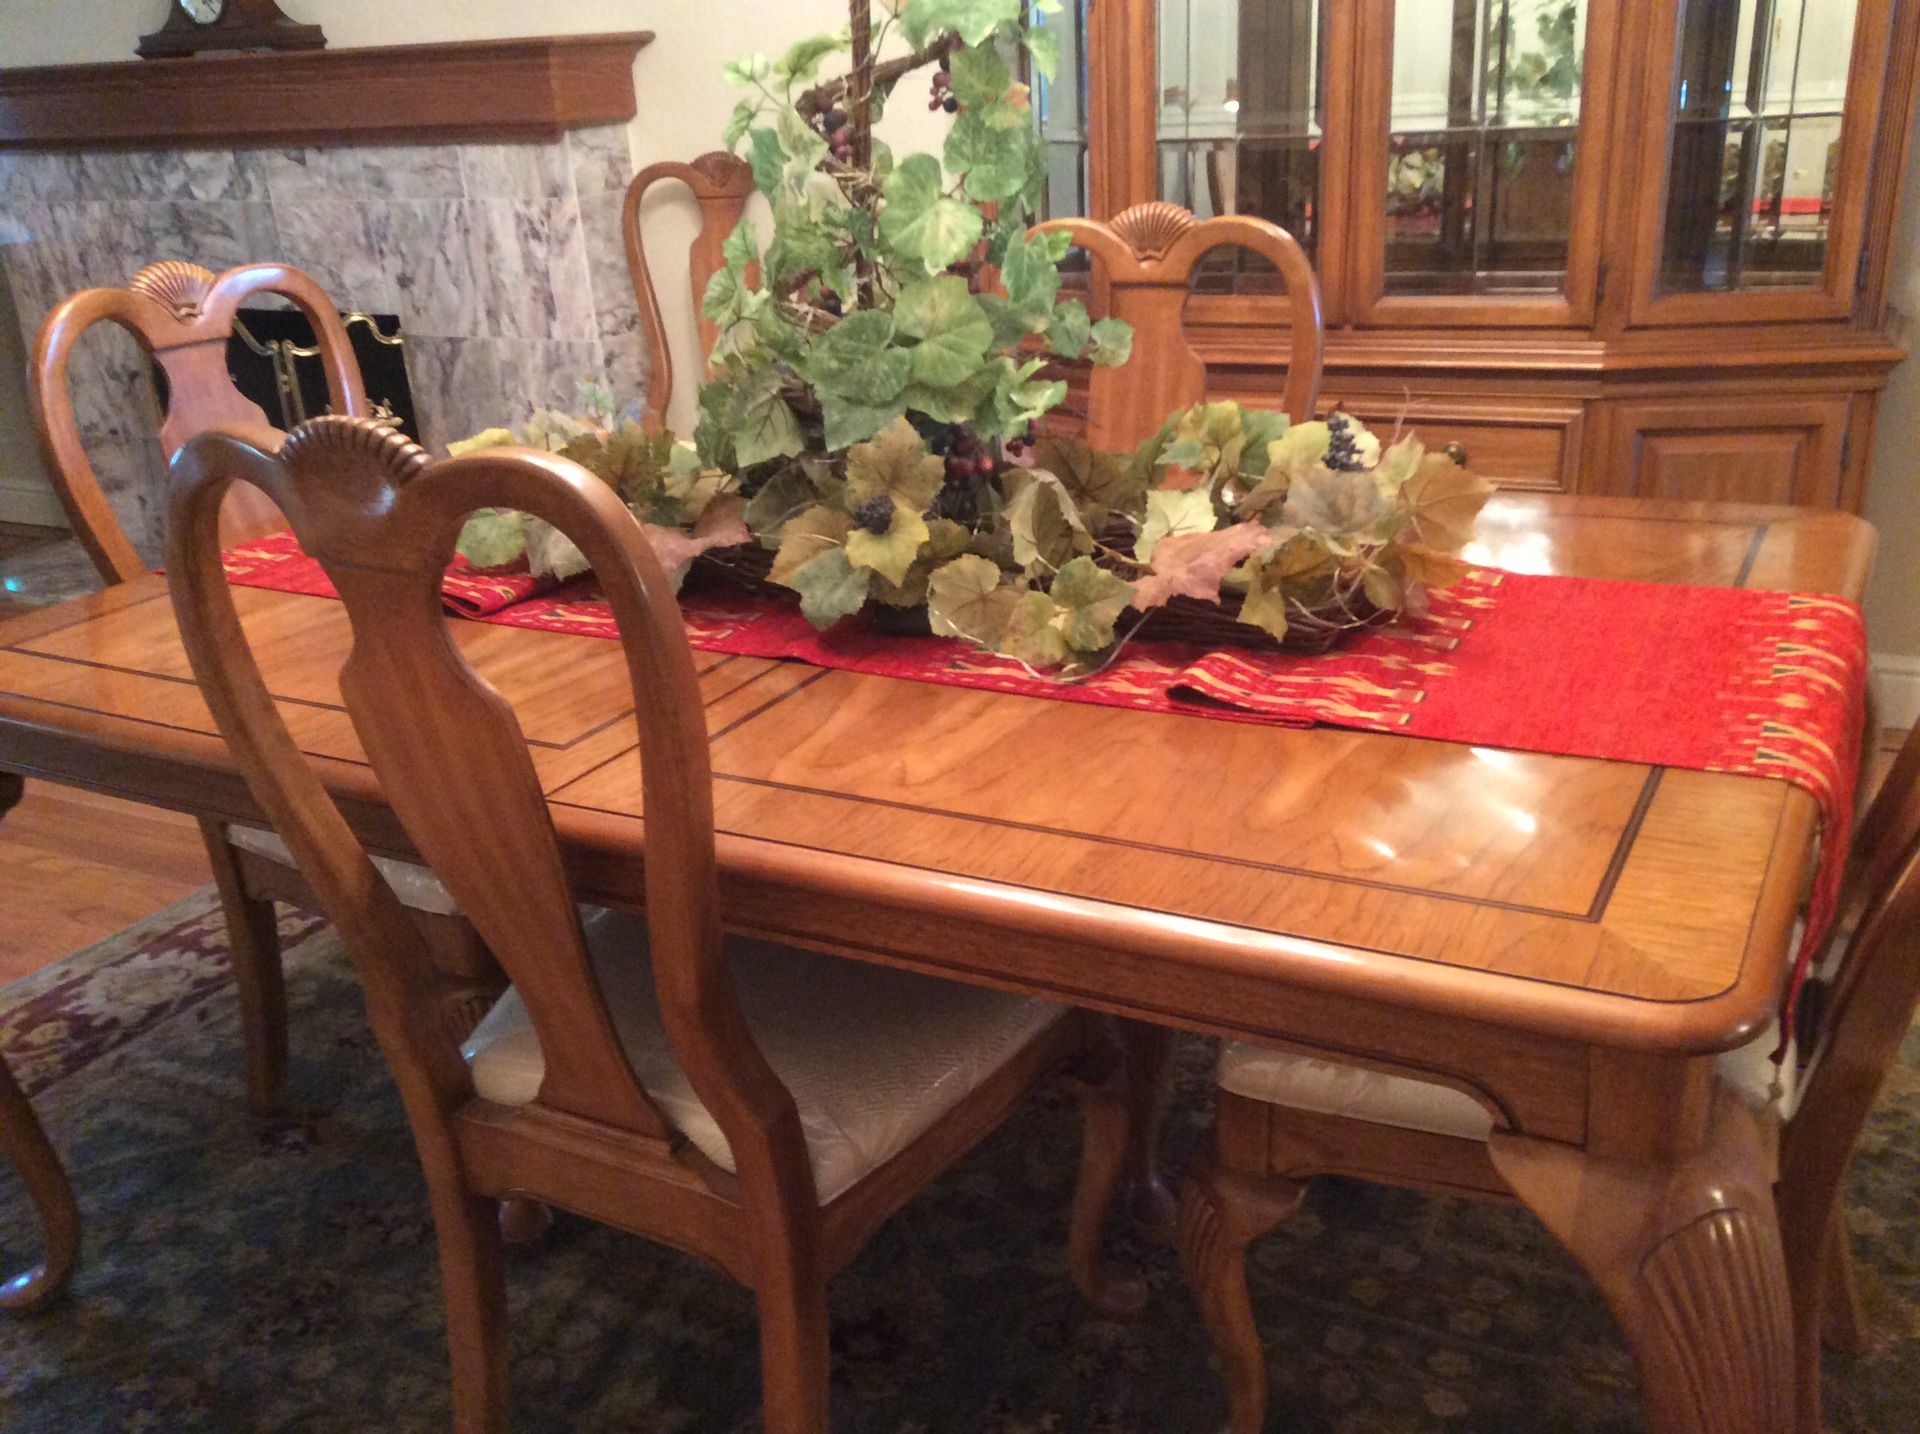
<box><xmin>1608</xmin><ymin>396</ymin><xmax>1849</xmax><ymax>505</ymax></box>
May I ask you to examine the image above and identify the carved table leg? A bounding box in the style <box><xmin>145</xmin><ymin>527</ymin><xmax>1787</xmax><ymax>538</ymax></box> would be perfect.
<box><xmin>1490</xmin><ymin>1085</ymin><xmax>1794</xmax><ymax>1434</ymax></box>
<box><xmin>1114</xmin><ymin>1017</ymin><xmax>1178</xmax><ymax>1242</ymax></box>
<box><xmin>0</xmin><ymin>1052</ymin><xmax>80</xmax><ymax>1315</ymax></box>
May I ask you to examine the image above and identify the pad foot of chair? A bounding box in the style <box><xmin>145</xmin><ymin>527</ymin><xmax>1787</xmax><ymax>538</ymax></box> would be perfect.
<box><xmin>0</xmin><ymin>1055</ymin><xmax>81</xmax><ymax>1317</ymax></box>
<box><xmin>498</xmin><ymin>1196</ymin><xmax>554</xmax><ymax>1247</ymax></box>
<box><xmin>1178</xmin><ymin>1154</ymin><xmax>1307</xmax><ymax>1434</ymax></box>
<box><xmin>1115</xmin><ymin>1018</ymin><xmax>1179</xmax><ymax>1243</ymax></box>
<box><xmin>1062</xmin><ymin>1041</ymin><xmax>1151</xmax><ymax>1321</ymax></box>
<box><xmin>200</xmin><ymin>819</ymin><xmax>288</xmax><ymax>1117</ymax></box>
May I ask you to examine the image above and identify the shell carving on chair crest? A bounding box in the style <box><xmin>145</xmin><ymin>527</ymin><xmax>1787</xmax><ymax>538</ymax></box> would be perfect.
<box><xmin>280</xmin><ymin>414</ymin><xmax>432</xmax><ymax>487</ymax></box>
<box><xmin>688</xmin><ymin>151</ymin><xmax>754</xmax><ymax>191</ymax></box>
<box><xmin>1111</xmin><ymin>202</ymin><xmax>1200</xmax><ymax>262</ymax></box>
<box><xmin>128</xmin><ymin>261</ymin><xmax>218</xmax><ymax>321</ymax></box>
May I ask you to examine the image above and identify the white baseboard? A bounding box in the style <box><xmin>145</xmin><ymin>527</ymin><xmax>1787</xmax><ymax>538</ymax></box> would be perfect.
<box><xmin>1871</xmin><ymin>653</ymin><xmax>1920</xmax><ymax>731</ymax></box>
<box><xmin>0</xmin><ymin>482</ymin><xmax>66</xmax><ymax>529</ymax></box>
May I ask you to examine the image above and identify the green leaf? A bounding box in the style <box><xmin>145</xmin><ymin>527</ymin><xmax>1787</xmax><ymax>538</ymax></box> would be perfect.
<box><xmin>722</xmin><ymin>217</ymin><xmax>758</xmax><ymax>272</ymax></box>
<box><xmin>1047</xmin><ymin>556</ymin><xmax>1133</xmax><ymax>651</ymax></box>
<box><xmin>744</xmin><ymin>466</ymin><xmax>821</xmax><ymax>546</ymax></box>
<box><xmin>895</xmin><ymin>275</ymin><xmax>994</xmax><ymax>389</ymax></box>
<box><xmin>1025</xmin><ymin>25</ymin><xmax>1061</xmax><ymax>79</ymax></box>
<box><xmin>946</xmin><ymin>109</ymin><xmax>1032</xmax><ymax>202</ymax></box>
<box><xmin>526</xmin><ymin>518</ymin><xmax>590</xmax><ymax>582</ymax></box>
<box><xmin>902</xmin><ymin>0</ymin><xmax>1022</xmax><ymax>48</ymax></box>
<box><xmin>974</xmin><ymin>292</ymin><xmax>1034</xmax><ymax>347</ymax></box>
<box><xmin>1032</xmin><ymin>435</ymin><xmax>1145</xmax><ymax>526</ymax></box>
<box><xmin>789</xmin><ymin>547</ymin><xmax>871</xmax><ymax>628</ymax></box>
<box><xmin>775</xmin><ymin>106</ymin><xmax>830</xmax><ymax>186</ymax></box>
<box><xmin>820</xmin><ymin>391</ymin><xmax>907</xmax><ymax>451</ymax></box>
<box><xmin>1134</xmin><ymin>488</ymin><xmax>1218</xmax><ymax>563</ymax></box>
<box><xmin>772</xmin><ymin>32</ymin><xmax>848</xmax><ymax>87</ymax></box>
<box><xmin>1045</xmin><ymin>299</ymin><xmax>1090</xmax><ymax>359</ymax></box>
<box><xmin>1087</xmin><ymin>317</ymin><xmax>1133</xmax><ymax>367</ymax></box>
<box><xmin>1238</xmin><ymin>560</ymin><xmax>1292</xmax><ymax>643</ymax></box>
<box><xmin>1003</xmin><ymin>470</ymin><xmax>1082</xmax><ymax>573</ymax></box>
<box><xmin>701</xmin><ymin>265</ymin><xmax>745</xmax><ymax>325</ymax></box>
<box><xmin>1282</xmin><ymin>467</ymin><xmax>1387</xmax><ymax>540</ymax></box>
<box><xmin>723</xmin><ymin>98</ymin><xmax>758</xmax><ymax>151</ymax></box>
<box><xmin>729</xmin><ymin>373</ymin><xmax>806</xmax><ymax>468</ymax></box>
<box><xmin>844</xmin><ymin>506</ymin><xmax>931</xmax><ymax>586</ymax></box>
<box><xmin>1001</xmin><ymin>228</ymin><xmax>1061</xmax><ymax>321</ymax></box>
<box><xmin>454</xmin><ymin>508</ymin><xmax>527</xmax><ymax>569</ymax></box>
<box><xmin>723</xmin><ymin>52</ymin><xmax>773</xmax><ymax>86</ymax></box>
<box><xmin>1235</xmin><ymin>408</ymin><xmax>1291</xmax><ymax>477</ymax></box>
<box><xmin>1002</xmin><ymin>590</ymin><xmax>1071</xmax><ymax>667</ymax></box>
<box><xmin>845</xmin><ymin>418</ymin><xmax>947</xmax><ymax>510</ymax></box>
<box><xmin>1401</xmin><ymin>453</ymin><xmax>1497</xmax><ymax>551</ymax></box>
<box><xmin>928</xmin><ymin>554</ymin><xmax>1020</xmax><ymax>644</ymax></box>
<box><xmin>949</xmin><ymin>42</ymin><xmax>1012</xmax><ymax>107</ymax></box>
<box><xmin>1266</xmin><ymin>420</ymin><xmax>1332</xmax><ymax>482</ymax></box>
<box><xmin>805</xmin><ymin>309</ymin><xmax>912</xmax><ymax>401</ymax></box>
<box><xmin>747</xmin><ymin>126</ymin><xmax>787</xmax><ymax>196</ymax></box>
<box><xmin>879</xmin><ymin>154</ymin><xmax>984</xmax><ymax>272</ymax></box>
<box><xmin>771</xmin><ymin>505</ymin><xmax>853</xmax><ymax>585</ymax></box>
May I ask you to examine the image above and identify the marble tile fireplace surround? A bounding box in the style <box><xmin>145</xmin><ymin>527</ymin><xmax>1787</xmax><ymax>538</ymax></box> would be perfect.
<box><xmin>0</xmin><ymin>122</ymin><xmax>648</xmax><ymax>572</ymax></box>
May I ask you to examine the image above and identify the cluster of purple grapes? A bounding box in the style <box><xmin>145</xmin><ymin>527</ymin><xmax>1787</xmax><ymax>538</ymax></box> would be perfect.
<box><xmin>927</xmin><ymin>59</ymin><xmax>960</xmax><ymax>114</ymax></box>
<box><xmin>926</xmin><ymin>425</ymin><xmax>1004</xmax><ymax>525</ymax></box>
<box><xmin>816</xmin><ymin>103</ymin><xmax>855</xmax><ymax>163</ymax></box>
<box><xmin>852</xmin><ymin>494</ymin><xmax>896</xmax><ymax>535</ymax></box>
<box><xmin>1323</xmin><ymin>410</ymin><xmax>1362</xmax><ymax>472</ymax></box>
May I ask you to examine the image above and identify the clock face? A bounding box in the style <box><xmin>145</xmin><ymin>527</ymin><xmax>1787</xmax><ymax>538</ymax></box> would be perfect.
<box><xmin>181</xmin><ymin>0</ymin><xmax>226</xmax><ymax>24</ymax></box>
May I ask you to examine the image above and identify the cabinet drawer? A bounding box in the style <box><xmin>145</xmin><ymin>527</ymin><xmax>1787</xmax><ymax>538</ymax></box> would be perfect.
<box><xmin>1313</xmin><ymin>395</ymin><xmax>1584</xmax><ymax>493</ymax></box>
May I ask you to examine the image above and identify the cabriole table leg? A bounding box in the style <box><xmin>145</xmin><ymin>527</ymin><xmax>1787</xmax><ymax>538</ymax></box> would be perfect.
<box><xmin>1490</xmin><ymin>1083</ymin><xmax>1794</xmax><ymax>1434</ymax></box>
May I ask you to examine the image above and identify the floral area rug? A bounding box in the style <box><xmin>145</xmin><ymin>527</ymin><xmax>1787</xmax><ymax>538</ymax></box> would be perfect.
<box><xmin>2</xmin><ymin>892</ymin><xmax>1917</xmax><ymax>1433</ymax></box>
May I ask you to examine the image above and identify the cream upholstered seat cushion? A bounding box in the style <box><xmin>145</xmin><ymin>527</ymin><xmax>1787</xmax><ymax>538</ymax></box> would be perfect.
<box><xmin>462</xmin><ymin>910</ymin><xmax>1068</xmax><ymax>1203</ymax></box>
<box><xmin>225</xmin><ymin>825</ymin><xmax>461</xmax><ymax>916</ymax></box>
<box><xmin>1215</xmin><ymin>1024</ymin><xmax>1800</xmax><ymax>1146</ymax></box>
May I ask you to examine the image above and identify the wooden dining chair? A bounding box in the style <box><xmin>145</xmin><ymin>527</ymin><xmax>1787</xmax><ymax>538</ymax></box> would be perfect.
<box><xmin>0</xmin><ymin>771</ymin><xmax>81</xmax><ymax>1317</ymax></box>
<box><xmin>1030</xmin><ymin>201</ymin><xmax>1325</xmax><ymax>451</ymax></box>
<box><xmin>1177</xmin><ymin>719</ymin><xmax>1915</xmax><ymax>1434</ymax></box>
<box><xmin>29</xmin><ymin>260</ymin><xmax>490</xmax><ymax>1117</ymax></box>
<box><xmin>162</xmin><ymin>413</ymin><xmax>1146</xmax><ymax>1432</ymax></box>
<box><xmin>622</xmin><ymin>151</ymin><xmax>756</xmax><ymax>430</ymax></box>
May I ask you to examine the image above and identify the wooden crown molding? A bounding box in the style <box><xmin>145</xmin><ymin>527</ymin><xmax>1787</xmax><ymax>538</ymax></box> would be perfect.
<box><xmin>0</xmin><ymin>33</ymin><xmax>652</xmax><ymax>151</ymax></box>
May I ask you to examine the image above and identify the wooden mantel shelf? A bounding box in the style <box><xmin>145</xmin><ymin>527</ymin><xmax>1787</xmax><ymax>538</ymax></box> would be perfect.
<box><xmin>0</xmin><ymin>33</ymin><xmax>652</xmax><ymax>151</ymax></box>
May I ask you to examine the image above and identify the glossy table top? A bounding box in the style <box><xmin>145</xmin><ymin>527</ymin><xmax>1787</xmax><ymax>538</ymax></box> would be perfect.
<box><xmin>0</xmin><ymin>495</ymin><xmax>1875</xmax><ymax>1059</ymax></box>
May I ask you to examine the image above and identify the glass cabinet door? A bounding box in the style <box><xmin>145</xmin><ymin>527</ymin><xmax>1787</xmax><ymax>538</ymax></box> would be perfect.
<box><xmin>1156</xmin><ymin>0</ymin><xmax>1331</xmax><ymax>292</ymax></box>
<box><xmin>1030</xmin><ymin>1</ymin><xmax>1092</xmax><ymax>219</ymax></box>
<box><xmin>1634</xmin><ymin>0</ymin><xmax>1891</xmax><ymax>322</ymax></box>
<box><xmin>1351</xmin><ymin>0</ymin><xmax>1617</xmax><ymax>325</ymax></box>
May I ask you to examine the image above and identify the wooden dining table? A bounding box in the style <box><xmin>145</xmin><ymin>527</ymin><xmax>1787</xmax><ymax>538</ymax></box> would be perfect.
<box><xmin>0</xmin><ymin>491</ymin><xmax>1874</xmax><ymax>1423</ymax></box>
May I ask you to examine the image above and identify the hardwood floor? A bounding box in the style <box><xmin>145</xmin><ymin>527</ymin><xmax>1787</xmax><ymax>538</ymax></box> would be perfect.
<box><xmin>0</xmin><ymin>784</ymin><xmax>210</xmax><ymax>985</ymax></box>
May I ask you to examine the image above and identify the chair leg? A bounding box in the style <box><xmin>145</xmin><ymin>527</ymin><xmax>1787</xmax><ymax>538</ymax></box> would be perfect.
<box><xmin>1115</xmin><ymin>1018</ymin><xmax>1179</xmax><ymax>1241</ymax></box>
<box><xmin>1178</xmin><ymin>1153</ymin><xmax>1307</xmax><ymax>1434</ymax></box>
<box><xmin>754</xmin><ymin>1269</ymin><xmax>831</xmax><ymax>1434</ymax></box>
<box><xmin>429</xmin><ymin>1184</ymin><xmax>512</xmax><ymax>1434</ymax></box>
<box><xmin>0</xmin><ymin>1053</ymin><xmax>81</xmax><ymax>1316</ymax></box>
<box><xmin>1820</xmin><ymin>1207</ymin><xmax>1868</xmax><ymax>1354</ymax></box>
<box><xmin>1061</xmin><ymin>1037</ymin><xmax>1149</xmax><ymax>1321</ymax></box>
<box><xmin>198</xmin><ymin>819</ymin><xmax>288</xmax><ymax>1117</ymax></box>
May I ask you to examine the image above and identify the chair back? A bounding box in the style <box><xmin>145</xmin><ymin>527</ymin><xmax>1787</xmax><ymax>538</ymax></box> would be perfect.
<box><xmin>163</xmin><ymin>417</ymin><xmax>814</xmax><ymax>1204</ymax></box>
<box><xmin>623</xmin><ymin>152</ymin><xmax>756</xmax><ymax>430</ymax></box>
<box><xmin>1777</xmin><ymin>719</ymin><xmax>1920</xmax><ymax>1236</ymax></box>
<box><xmin>1031</xmin><ymin>202</ymin><xmax>1324</xmax><ymax>451</ymax></box>
<box><xmin>31</xmin><ymin>261</ymin><xmax>367</xmax><ymax>585</ymax></box>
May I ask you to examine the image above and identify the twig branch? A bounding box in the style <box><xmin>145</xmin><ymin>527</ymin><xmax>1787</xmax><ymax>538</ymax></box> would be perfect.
<box><xmin>795</xmin><ymin>32</ymin><xmax>961</xmax><ymax>118</ymax></box>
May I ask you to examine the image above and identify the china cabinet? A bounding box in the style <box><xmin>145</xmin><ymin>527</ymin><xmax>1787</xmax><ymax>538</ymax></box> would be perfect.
<box><xmin>1028</xmin><ymin>0</ymin><xmax>1919</xmax><ymax>508</ymax></box>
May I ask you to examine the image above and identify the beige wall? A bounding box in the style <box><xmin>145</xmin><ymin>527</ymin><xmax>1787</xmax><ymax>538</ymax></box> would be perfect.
<box><xmin>1862</xmin><ymin>101</ymin><xmax>1920</xmax><ymax>683</ymax></box>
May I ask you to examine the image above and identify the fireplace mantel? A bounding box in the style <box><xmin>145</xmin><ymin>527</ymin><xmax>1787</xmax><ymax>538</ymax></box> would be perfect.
<box><xmin>0</xmin><ymin>32</ymin><xmax>652</xmax><ymax>151</ymax></box>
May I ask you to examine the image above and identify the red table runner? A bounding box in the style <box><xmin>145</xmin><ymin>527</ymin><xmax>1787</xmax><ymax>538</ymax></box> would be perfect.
<box><xmin>222</xmin><ymin>530</ymin><xmax>1867</xmax><ymax>1044</ymax></box>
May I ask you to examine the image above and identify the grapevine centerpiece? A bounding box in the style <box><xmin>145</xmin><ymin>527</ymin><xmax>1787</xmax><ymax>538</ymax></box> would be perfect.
<box><xmin>695</xmin><ymin>0</ymin><xmax>1136</xmax><ymax>626</ymax></box>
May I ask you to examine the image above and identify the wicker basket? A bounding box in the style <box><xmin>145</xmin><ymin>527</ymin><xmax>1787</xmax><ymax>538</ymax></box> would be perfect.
<box><xmin>687</xmin><ymin>542</ymin><xmax>784</xmax><ymax>600</ymax></box>
<box><xmin>1122</xmin><ymin>591</ymin><xmax>1393</xmax><ymax>656</ymax></box>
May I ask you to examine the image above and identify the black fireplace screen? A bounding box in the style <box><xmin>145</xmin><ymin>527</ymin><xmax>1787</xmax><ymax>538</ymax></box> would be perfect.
<box><xmin>226</xmin><ymin>308</ymin><xmax>419</xmax><ymax>443</ymax></box>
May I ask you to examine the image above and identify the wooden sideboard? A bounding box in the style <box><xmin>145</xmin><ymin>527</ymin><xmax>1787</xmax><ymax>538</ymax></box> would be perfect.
<box><xmin>1043</xmin><ymin>0</ymin><xmax>1919</xmax><ymax>510</ymax></box>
